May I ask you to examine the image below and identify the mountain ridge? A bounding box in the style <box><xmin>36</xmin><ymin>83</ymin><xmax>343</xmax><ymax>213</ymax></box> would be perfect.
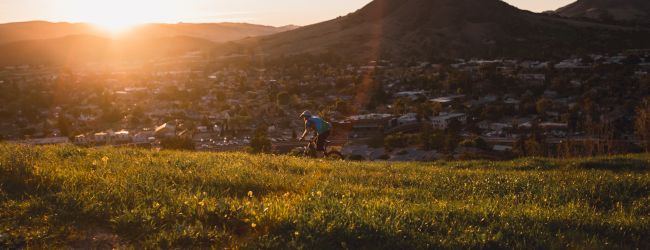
<box><xmin>555</xmin><ymin>0</ymin><xmax>650</xmax><ymax>23</ymax></box>
<box><xmin>216</xmin><ymin>0</ymin><xmax>650</xmax><ymax>61</ymax></box>
<box><xmin>0</xmin><ymin>21</ymin><xmax>298</xmax><ymax>45</ymax></box>
<box><xmin>0</xmin><ymin>34</ymin><xmax>216</xmax><ymax>66</ymax></box>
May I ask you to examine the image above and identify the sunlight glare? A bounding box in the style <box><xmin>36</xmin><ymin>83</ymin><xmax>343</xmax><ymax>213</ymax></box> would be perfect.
<box><xmin>62</xmin><ymin>0</ymin><xmax>181</xmax><ymax>35</ymax></box>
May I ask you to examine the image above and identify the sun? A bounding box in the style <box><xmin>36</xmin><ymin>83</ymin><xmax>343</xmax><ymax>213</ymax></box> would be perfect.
<box><xmin>92</xmin><ymin>18</ymin><xmax>142</xmax><ymax>35</ymax></box>
<box><xmin>62</xmin><ymin>0</ymin><xmax>180</xmax><ymax>35</ymax></box>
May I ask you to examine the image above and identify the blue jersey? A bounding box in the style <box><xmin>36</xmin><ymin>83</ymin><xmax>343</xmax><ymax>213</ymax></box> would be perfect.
<box><xmin>306</xmin><ymin>116</ymin><xmax>331</xmax><ymax>134</ymax></box>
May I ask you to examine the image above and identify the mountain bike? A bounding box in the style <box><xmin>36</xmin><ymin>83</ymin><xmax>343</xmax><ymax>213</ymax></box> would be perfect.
<box><xmin>303</xmin><ymin>138</ymin><xmax>344</xmax><ymax>160</ymax></box>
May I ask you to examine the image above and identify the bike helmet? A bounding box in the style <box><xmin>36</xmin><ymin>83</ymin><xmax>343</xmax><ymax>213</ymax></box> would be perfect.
<box><xmin>299</xmin><ymin>110</ymin><xmax>313</xmax><ymax>119</ymax></box>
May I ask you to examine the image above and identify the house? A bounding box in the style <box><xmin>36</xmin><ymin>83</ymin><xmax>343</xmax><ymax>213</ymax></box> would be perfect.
<box><xmin>431</xmin><ymin>113</ymin><xmax>467</xmax><ymax>130</ymax></box>
<box><xmin>393</xmin><ymin>113</ymin><xmax>419</xmax><ymax>127</ymax></box>
<box><xmin>493</xmin><ymin>145</ymin><xmax>513</xmax><ymax>152</ymax></box>
<box><xmin>114</xmin><ymin>130</ymin><xmax>131</xmax><ymax>143</ymax></box>
<box><xmin>503</xmin><ymin>97</ymin><xmax>521</xmax><ymax>110</ymax></box>
<box><xmin>74</xmin><ymin>134</ymin><xmax>93</xmax><ymax>144</ymax></box>
<box><xmin>133</xmin><ymin>131</ymin><xmax>155</xmax><ymax>144</ymax></box>
<box><xmin>155</xmin><ymin>123</ymin><xmax>176</xmax><ymax>138</ymax></box>
<box><xmin>394</xmin><ymin>91</ymin><xmax>427</xmax><ymax>101</ymax></box>
<box><xmin>94</xmin><ymin>132</ymin><xmax>109</xmax><ymax>143</ymax></box>
<box><xmin>555</xmin><ymin>59</ymin><xmax>588</xmax><ymax>69</ymax></box>
<box><xmin>23</xmin><ymin>137</ymin><xmax>70</xmax><ymax>145</ymax></box>
<box><xmin>489</xmin><ymin>123</ymin><xmax>512</xmax><ymax>131</ymax></box>
<box><xmin>197</xmin><ymin>126</ymin><xmax>209</xmax><ymax>133</ymax></box>
<box><xmin>517</xmin><ymin>73</ymin><xmax>546</xmax><ymax>85</ymax></box>
<box><xmin>346</xmin><ymin>113</ymin><xmax>393</xmax><ymax>138</ymax></box>
<box><xmin>539</xmin><ymin>122</ymin><xmax>568</xmax><ymax>130</ymax></box>
<box><xmin>78</xmin><ymin>114</ymin><xmax>96</xmax><ymax>122</ymax></box>
<box><xmin>430</xmin><ymin>95</ymin><xmax>466</xmax><ymax>106</ymax></box>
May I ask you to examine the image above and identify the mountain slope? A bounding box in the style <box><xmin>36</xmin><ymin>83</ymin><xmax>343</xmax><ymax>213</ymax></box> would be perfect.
<box><xmin>0</xmin><ymin>21</ymin><xmax>100</xmax><ymax>45</ymax></box>
<box><xmin>0</xmin><ymin>21</ymin><xmax>299</xmax><ymax>66</ymax></box>
<box><xmin>0</xmin><ymin>35</ymin><xmax>215</xmax><ymax>66</ymax></box>
<box><xmin>218</xmin><ymin>0</ymin><xmax>650</xmax><ymax>61</ymax></box>
<box><xmin>122</xmin><ymin>23</ymin><xmax>298</xmax><ymax>43</ymax></box>
<box><xmin>0</xmin><ymin>21</ymin><xmax>298</xmax><ymax>45</ymax></box>
<box><xmin>556</xmin><ymin>0</ymin><xmax>650</xmax><ymax>23</ymax></box>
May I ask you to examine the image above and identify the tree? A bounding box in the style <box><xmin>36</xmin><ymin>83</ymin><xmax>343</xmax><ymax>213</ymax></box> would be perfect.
<box><xmin>384</xmin><ymin>133</ymin><xmax>411</xmax><ymax>150</ymax></box>
<box><xmin>276</xmin><ymin>92</ymin><xmax>290</xmax><ymax>106</ymax></box>
<box><xmin>368</xmin><ymin>83</ymin><xmax>389</xmax><ymax>110</ymax></box>
<box><xmin>536</xmin><ymin>98</ymin><xmax>552</xmax><ymax>116</ymax></box>
<box><xmin>431</xmin><ymin>102</ymin><xmax>443</xmax><ymax>116</ymax></box>
<box><xmin>513</xmin><ymin>135</ymin><xmax>527</xmax><ymax>157</ymax></box>
<box><xmin>161</xmin><ymin>137</ymin><xmax>195</xmax><ymax>151</ymax></box>
<box><xmin>636</xmin><ymin>98</ymin><xmax>650</xmax><ymax>152</ymax></box>
<box><xmin>392</xmin><ymin>98</ymin><xmax>408</xmax><ymax>115</ymax></box>
<box><xmin>416</xmin><ymin>103</ymin><xmax>433</xmax><ymax>121</ymax></box>
<box><xmin>57</xmin><ymin>115</ymin><xmax>72</xmax><ymax>137</ymax></box>
<box><xmin>250</xmin><ymin>126</ymin><xmax>272</xmax><ymax>153</ymax></box>
<box><xmin>525</xmin><ymin>136</ymin><xmax>545</xmax><ymax>157</ymax></box>
<box><xmin>334</xmin><ymin>99</ymin><xmax>350</xmax><ymax>114</ymax></box>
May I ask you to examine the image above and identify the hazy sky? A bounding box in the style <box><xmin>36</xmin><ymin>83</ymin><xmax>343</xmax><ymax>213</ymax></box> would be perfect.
<box><xmin>0</xmin><ymin>0</ymin><xmax>576</xmax><ymax>27</ymax></box>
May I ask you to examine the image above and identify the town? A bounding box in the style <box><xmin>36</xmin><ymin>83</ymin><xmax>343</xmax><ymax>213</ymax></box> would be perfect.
<box><xmin>1</xmin><ymin>50</ymin><xmax>649</xmax><ymax>161</ymax></box>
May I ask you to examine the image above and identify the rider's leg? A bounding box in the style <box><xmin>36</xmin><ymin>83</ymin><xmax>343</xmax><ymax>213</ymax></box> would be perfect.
<box><xmin>316</xmin><ymin>131</ymin><xmax>330</xmax><ymax>157</ymax></box>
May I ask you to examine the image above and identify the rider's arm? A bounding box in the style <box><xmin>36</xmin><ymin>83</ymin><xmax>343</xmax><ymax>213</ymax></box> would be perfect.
<box><xmin>300</xmin><ymin>123</ymin><xmax>311</xmax><ymax>141</ymax></box>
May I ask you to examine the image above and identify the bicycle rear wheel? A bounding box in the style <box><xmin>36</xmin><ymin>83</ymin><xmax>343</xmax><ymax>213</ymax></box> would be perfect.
<box><xmin>325</xmin><ymin>150</ymin><xmax>344</xmax><ymax>160</ymax></box>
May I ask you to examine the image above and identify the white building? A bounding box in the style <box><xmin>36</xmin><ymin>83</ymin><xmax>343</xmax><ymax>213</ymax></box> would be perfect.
<box><xmin>94</xmin><ymin>132</ymin><xmax>109</xmax><ymax>143</ymax></box>
<box><xmin>133</xmin><ymin>131</ymin><xmax>155</xmax><ymax>144</ymax></box>
<box><xmin>74</xmin><ymin>134</ymin><xmax>93</xmax><ymax>144</ymax></box>
<box><xmin>155</xmin><ymin>123</ymin><xmax>176</xmax><ymax>138</ymax></box>
<box><xmin>493</xmin><ymin>145</ymin><xmax>513</xmax><ymax>152</ymax></box>
<box><xmin>394</xmin><ymin>91</ymin><xmax>427</xmax><ymax>101</ymax></box>
<box><xmin>23</xmin><ymin>137</ymin><xmax>70</xmax><ymax>145</ymax></box>
<box><xmin>431</xmin><ymin>113</ymin><xmax>467</xmax><ymax>130</ymax></box>
<box><xmin>114</xmin><ymin>130</ymin><xmax>131</xmax><ymax>143</ymax></box>
<box><xmin>395</xmin><ymin>113</ymin><xmax>419</xmax><ymax>126</ymax></box>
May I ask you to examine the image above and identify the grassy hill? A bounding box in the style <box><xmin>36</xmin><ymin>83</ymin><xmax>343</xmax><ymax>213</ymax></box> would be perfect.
<box><xmin>0</xmin><ymin>143</ymin><xmax>649</xmax><ymax>248</ymax></box>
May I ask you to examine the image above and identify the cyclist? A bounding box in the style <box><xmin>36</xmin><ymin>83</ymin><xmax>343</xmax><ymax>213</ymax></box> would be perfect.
<box><xmin>298</xmin><ymin>111</ymin><xmax>332</xmax><ymax>155</ymax></box>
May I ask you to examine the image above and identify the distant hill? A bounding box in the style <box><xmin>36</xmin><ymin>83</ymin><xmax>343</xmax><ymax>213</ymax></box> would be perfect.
<box><xmin>0</xmin><ymin>21</ymin><xmax>298</xmax><ymax>45</ymax></box>
<box><xmin>555</xmin><ymin>0</ymin><xmax>650</xmax><ymax>24</ymax></box>
<box><xmin>122</xmin><ymin>23</ymin><xmax>298</xmax><ymax>43</ymax></box>
<box><xmin>0</xmin><ymin>35</ymin><xmax>216</xmax><ymax>66</ymax></box>
<box><xmin>217</xmin><ymin>0</ymin><xmax>650</xmax><ymax>61</ymax></box>
<box><xmin>0</xmin><ymin>21</ymin><xmax>299</xmax><ymax>66</ymax></box>
<box><xmin>0</xmin><ymin>21</ymin><xmax>100</xmax><ymax>45</ymax></box>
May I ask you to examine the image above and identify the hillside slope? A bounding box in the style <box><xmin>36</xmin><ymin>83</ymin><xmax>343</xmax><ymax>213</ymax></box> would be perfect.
<box><xmin>0</xmin><ymin>35</ymin><xmax>216</xmax><ymax>66</ymax></box>
<box><xmin>556</xmin><ymin>0</ymin><xmax>650</xmax><ymax>23</ymax></box>
<box><xmin>0</xmin><ymin>21</ymin><xmax>298</xmax><ymax>65</ymax></box>
<box><xmin>0</xmin><ymin>21</ymin><xmax>298</xmax><ymax>45</ymax></box>
<box><xmin>1</xmin><ymin>143</ymin><xmax>649</xmax><ymax>248</ymax></box>
<box><xmin>218</xmin><ymin>0</ymin><xmax>650</xmax><ymax>61</ymax></box>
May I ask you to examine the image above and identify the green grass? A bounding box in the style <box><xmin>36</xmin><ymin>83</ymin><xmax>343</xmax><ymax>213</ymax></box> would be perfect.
<box><xmin>0</xmin><ymin>143</ymin><xmax>649</xmax><ymax>249</ymax></box>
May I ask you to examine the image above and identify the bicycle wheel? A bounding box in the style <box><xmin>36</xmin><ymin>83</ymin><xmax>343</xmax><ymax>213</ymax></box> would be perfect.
<box><xmin>325</xmin><ymin>150</ymin><xmax>344</xmax><ymax>160</ymax></box>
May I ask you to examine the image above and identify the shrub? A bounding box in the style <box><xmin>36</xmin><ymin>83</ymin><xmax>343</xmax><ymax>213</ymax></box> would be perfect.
<box><xmin>384</xmin><ymin>133</ymin><xmax>411</xmax><ymax>149</ymax></box>
<box><xmin>161</xmin><ymin>137</ymin><xmax>194</xmax><ymax>150</ymax></box>
<box><xmin>250</xmin><ymin>127</ymin><xmax>272</xmax><ymax>153</ymax></box>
